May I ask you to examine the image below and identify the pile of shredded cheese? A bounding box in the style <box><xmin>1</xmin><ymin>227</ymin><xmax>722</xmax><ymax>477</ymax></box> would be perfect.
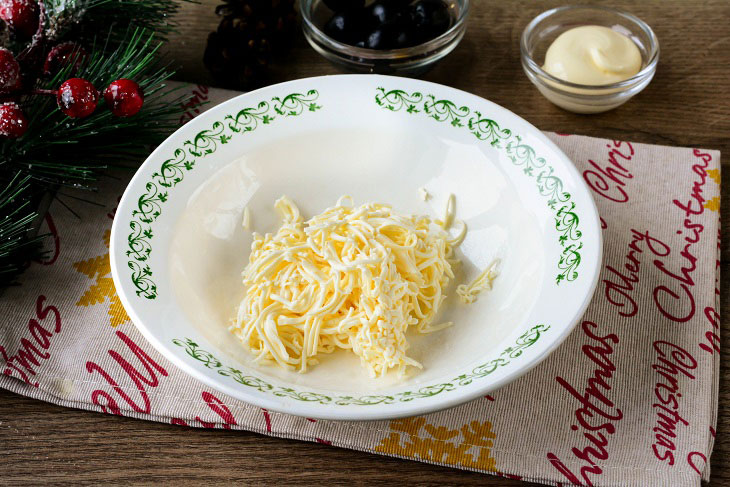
<box><xmin>231</xmin><ymin>195</ymin><xmax>466</xmax><ymax>377</ymax></box>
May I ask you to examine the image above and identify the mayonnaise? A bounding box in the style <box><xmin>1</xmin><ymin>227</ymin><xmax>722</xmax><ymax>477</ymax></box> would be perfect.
<box><xmin>543</xmin><ymin>25</ymin><xmax>642</xmax><ymax>85</ymax></box>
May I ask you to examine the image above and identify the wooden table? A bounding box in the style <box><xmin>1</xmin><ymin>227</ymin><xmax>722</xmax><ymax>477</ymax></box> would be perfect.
<box><xmin>2</xmin><ymin>0</ymin><xmax>729</xmax><ymax>484</ymax></box>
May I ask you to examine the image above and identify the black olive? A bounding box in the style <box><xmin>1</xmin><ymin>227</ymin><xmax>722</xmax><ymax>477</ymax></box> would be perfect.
<box><xmin>365</xmin><ymin>8</ymin><xmax>420</xmax><ymax>49</ymax></box>
<box><xmin>326</xmin><ymin>0</ymin><xmax>442</xmax><ymax>50</ymax></box>
<box><xmin>366</xmin><ymin>27</ymin><xmax>391</xmax><ymax>49</ymax></box>
<box><xmin>322</xmin><ymin>0</ymin><xmax>365</xmax><ymax>11</ymax></box>
<box><xmin>393</xmin><ymin>28</ymin><xmax>418</xmax><ymax>48</ymax></box>
<box><xmin>324</xmin><ymin>10</ymin><xmax>366</xmax><ymax>44</ymax></box>
<box><xmin>411</xmin><ymin>0</ymin><xmax>452</xmax><ymax>39</ymax></box>
<box><xmin>389</xmin><ymin>13</ymin><xmax>419</xmax><ymax>48</ymax></box>
<box><xmin>367</xmin><ymin>1</ymin><xmax>401</xmax><ymax>27</ymax></box>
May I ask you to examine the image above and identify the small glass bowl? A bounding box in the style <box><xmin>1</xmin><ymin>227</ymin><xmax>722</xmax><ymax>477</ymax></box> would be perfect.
<box><xmin>521</xmin><ymin>5</ymin><xmax>659</xmax><ymax>114</ymax></box>
<box><xmin>301</xmin><ymin>0</ymin><xmax>469</xmax><ymax>76</ymax></box>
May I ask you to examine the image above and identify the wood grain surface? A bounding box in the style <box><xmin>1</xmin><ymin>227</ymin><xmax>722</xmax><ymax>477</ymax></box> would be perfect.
<box><xmin>2</xmin><ymin>0</ymin><xmax>729</xmax><ymax>485</ymax></box>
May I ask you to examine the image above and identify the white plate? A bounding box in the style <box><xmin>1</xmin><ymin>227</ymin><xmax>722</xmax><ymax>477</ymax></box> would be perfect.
<box><xmin>110</xmin><ymin>75</ymin><xmax>602</xmax><ymax>420</ymax></box>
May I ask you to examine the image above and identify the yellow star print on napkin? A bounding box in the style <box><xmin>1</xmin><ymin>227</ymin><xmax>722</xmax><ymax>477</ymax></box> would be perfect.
<box><xmin>73</xmin><ymin>229</ymin><xmax>130</xmax><ymax>327</ymax></box>
<box><xmin>375</xmin><ymin>416</ymin><xmax>497</xmax><ymax>471</ymax></box>
<box><xmin>704</xmin><ymin>197</ymin><xmax>720</xmax><ymax>212</ymax></box>
<box><xmin>702</xmin><ymin>169</ymin><xmax>720</xmax><ymax>212</ymax></box>
<box><xmin>706</xmin><ymin>168</ymin><xmax>721</xmax><ymax>185</ymax></box>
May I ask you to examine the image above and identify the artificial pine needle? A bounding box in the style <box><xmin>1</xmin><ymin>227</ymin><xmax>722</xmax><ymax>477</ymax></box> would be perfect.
<box><xmin>0</xmin><ymin>0</ymin><xmax>190</xmax><ymax>286</ymax></box>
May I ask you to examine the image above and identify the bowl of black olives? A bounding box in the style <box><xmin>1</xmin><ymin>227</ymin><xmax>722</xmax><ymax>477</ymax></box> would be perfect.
<box><xmin>302</xmin><ymin>0</ymin><xmax>469</xmax><ymax>75</ymax></box>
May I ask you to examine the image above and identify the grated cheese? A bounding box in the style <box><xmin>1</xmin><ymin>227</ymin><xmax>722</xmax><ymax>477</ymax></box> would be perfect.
<box><xmin>241</xmin><ymin>206</ymin><xmax>251</xmax><ymax>230</ymax></box>
<box><xmin>418</xmin><ymin>187</ymin><xmax>431</xmax><ymax>201</ymax></box>
<box><xmin>442</xmin><ymin>193</ymin><xmax>456</xmax><ymax>230</ymax></box>
<box><xmin>456</xmin><ymin>259</ymin><xmax>500</xmax><ymax>304</ymax></box>
<box><xmin>231</xmin><ymin>195</ymin><xmax>461</xmax><ymax>377</ymax></box>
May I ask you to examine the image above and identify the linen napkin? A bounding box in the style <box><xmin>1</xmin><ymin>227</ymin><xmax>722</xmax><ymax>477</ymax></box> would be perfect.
<box><xmin>0</xmin><ymin>82</ymin><xmax>721</xmax><ymax>487</ymax></box>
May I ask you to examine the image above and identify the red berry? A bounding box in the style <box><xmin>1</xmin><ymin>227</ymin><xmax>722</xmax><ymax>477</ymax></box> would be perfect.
<box><xmin>103</xmin><ymin>79</ymin><xmax>144</xmax><ymax>117</ymax></box>
<box><xmin>0</xmin><ymin>102</ymin><xmax>28</xmax><ymax>138</ymax></box>
<box><xmin>57</xmin><ymin>78</ymin><xmax>98</xmax><ymax>118</ymax></box>
<box><xmin>44</xmin><ymin>42</ymin><xmax>88</xmax><ymax>77</ymax></box>
<box><xmin>0</xmin><ymin>47</ymin><xmax>20</xmax><ymax>91</ymax></box>
<box><xmin>0</xmin><ymin>0</ymin><xmax>39</xmax><ymax>40</ymax></box>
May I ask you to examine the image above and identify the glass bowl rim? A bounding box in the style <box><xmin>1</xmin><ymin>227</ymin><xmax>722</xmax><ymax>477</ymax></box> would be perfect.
<box><xmin>520</xmin><ymin>4</ymin><xmax>660</xmax><ymax>92</ymax></box>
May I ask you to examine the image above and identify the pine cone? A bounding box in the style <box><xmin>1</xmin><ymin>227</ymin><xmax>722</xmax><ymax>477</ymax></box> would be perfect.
<box><xmin>204</xmin><ymin>0</ymin><xmax>296</xmax><ymax>90</ymax></box>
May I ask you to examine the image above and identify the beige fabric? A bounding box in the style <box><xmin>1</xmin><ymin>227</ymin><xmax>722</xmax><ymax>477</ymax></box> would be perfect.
<box><xmin>0</xmin><ymin>83</ymin><xmax>720</xmax><ymax>487</ymax></box>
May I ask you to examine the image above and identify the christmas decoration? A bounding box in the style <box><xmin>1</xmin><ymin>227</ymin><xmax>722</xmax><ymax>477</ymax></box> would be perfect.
<box><xmin>204</xmin><ymin>0</ymin><xmax>296</xmax><ymax>90</ymax></box>
<box><xmin>0</xmin><ymin>0</ymin><xmax>187</xmax><ymax>286</ymax></box>
<box><xmin>0</xmin><ymin>101</ymin><xmax>27</xmax><ymax>137</ymax></box>
<box><xmin>0</xmin><ymin>47</ymin><xmax>20</xmax><ymax>90</ymax></box>
<box><xmin>103</xmin><ymin>78</ymin><xmax>144</xmax><ymax>117</ymax></box>
<box><xmin>43</xmin><ymin>42</ymin><xmax>86</xmax><ymax>76</ymax></box>
<box><xmin>56</xmin><ymin>77</ymin><xmax>98</xmax><ymax>118</ymax></box>
<box><xmin>0</xmin><ymin>0</ymin><xmax>39</xmax><ymax>40</ymax></box>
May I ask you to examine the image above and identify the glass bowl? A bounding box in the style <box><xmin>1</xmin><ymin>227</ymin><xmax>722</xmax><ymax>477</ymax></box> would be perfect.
<box><xmin>521</xmin><ymin>5</ymin><xmax>659</xmax><ymax>114</ymax></box>
<box><xmin>301</xmin><ymin>0</ymin><xmax>469</xmax><ymax>76</ymax></box>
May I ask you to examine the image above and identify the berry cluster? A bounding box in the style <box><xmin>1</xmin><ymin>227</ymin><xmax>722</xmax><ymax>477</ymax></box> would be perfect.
<box><xmin>0</xmin><ymin>0</ymin><xmax>145</xmax><ymax>139</ymax></box>
<box><xmin>323</xmin><ymin>0</ymin><xmax>452</xmax><ymax>50</ymax></box>
<box><xmin>0</xmin><ymin>0</ymin><xmax>39</xmax><ymax>40</ymax></box>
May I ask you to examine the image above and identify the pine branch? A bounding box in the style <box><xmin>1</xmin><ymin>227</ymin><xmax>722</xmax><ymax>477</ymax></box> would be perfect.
<box><xmin>0</xmin><ymin>172</ymin><xmax>46</xmax><ymax>283</ymax></box>
<box><xmin>3</xmin><ymin>27</ymin><xmax>187</xmax><ymax>187</ymax></box>
<box><xmin>45</xmin><ymin>0</ymin><xmax>187</xmax><ymax>44</ymax></box>
<box><xmin>0</xmin><ymin>1</ymin><xmax>191</xmax><ymax>286</ymax></box>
